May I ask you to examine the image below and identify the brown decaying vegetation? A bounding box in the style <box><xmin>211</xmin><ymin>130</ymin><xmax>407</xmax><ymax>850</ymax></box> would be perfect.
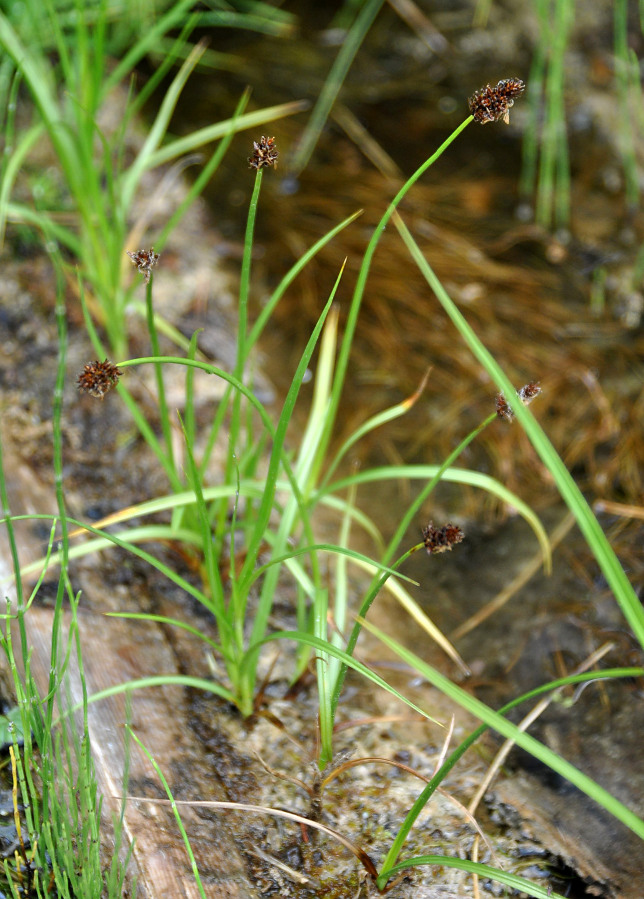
<box><xmin>249</xmin><ymin>141</ymin><xmax>643</xmax><ymax>518</ymax></box>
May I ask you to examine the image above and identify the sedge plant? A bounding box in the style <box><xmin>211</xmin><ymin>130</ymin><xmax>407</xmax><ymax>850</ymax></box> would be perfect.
<box><xmin>227</xmin><ymin>76</ymin><xmax>644</xmax><ymax>887</ymax></box>
<box><xmin>3</xmin><ymin>67</ymin><xmax>641</xmax><ymax>895</ymax></box>
<box><xmin>313</xmin><ymin>79</ymin><xmax>644</xmax><ymax>884</ymax></box>
<box><xmin>9</xmin><ymin>112</ymin><xmax>550</xmax><ymax>769</ymax></box>
<box><xmin>68</xmin><ymin>144</ymin><xmax>547</xmax><ymax>718</ymax></box>
<box><xmin>339</xmin><ymin>93</ymin><xmax>644</xmax><ymax>876</ymax></box>
<box><xmin>181</xmin><ymin>79</ymin><xmax>644</xmax><ymax>895</ymax></box>
<box><xmin>12</xmin><ymin>84</ymin><xmax>548</xmax><ymax>746</ymax></box>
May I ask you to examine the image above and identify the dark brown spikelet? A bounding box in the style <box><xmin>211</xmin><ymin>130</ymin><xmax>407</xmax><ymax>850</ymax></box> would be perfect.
<box><xmin>495</xmin><ymin>392</ymin><xmax>515</xmax><ymax>422</ymax></box>
<box><xmin>496</xmin><ymin>381</ymin><xmax>542</xmax><ymax>422</ymax></box>
<box><xmin>77</xmin><ymin>359</ymin><xmax>122</xmax><ymax>399</ymax></box>
<box><xmin>422</xmin><ymin>522</ymin><xmax>465</xmax><ymax>555</ymax></box>
<box><xmin>468</xmin><ymin>77</ymin><xmax>525</xmax><ymax>124</ymax></box>
<box><xmin>126</xmin><ymin>247</ymin><xmax>159</xmax><ymax>283</ymax></box>
<box><xmin>249</xmin><ymin>136</ymin><xmax>278</xmax><ymax>170</ymax></box>
<box><xmin>517</xmin><ymin>381</ymin><xmax>541</xmax><ymax>404</ymax></box>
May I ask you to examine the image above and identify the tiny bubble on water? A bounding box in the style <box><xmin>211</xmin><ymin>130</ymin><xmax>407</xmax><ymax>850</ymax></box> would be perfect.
<box><xmin>280</xmin><ymin>175</ymin><xmax>300</xmax><ymax>196</ymax></box>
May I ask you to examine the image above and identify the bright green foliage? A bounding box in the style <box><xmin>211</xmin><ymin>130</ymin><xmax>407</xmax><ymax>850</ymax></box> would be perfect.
<box><xmin>520</xmin><ymin>0</ymin><xmax>644</xmax><ymax>228</ymax></box>
<box><xmin>0</xmin><ymin>0</ymin><xmax>301</xmax><ymax>358</ymax></box>
<box><xmin>0</xmin><ymin>1</ymin><xmax>642</xmax><ymax>893</ymax></box>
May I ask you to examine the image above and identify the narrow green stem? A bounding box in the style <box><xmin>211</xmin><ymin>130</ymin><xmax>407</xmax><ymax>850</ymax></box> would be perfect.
<box><xmin>128</xmin><ymin>728</ymin><xmax>208</xmax><ymax>899</ymax></box>
<box><xmin>290</xmin><ymin>0</ymin><xmax>386</xmax><ymax>176</ymax></box>
<box><xmin>0</xmin><ymin>413</ymin><xmax>26</xmax><ymax>653</ymax></box>
<box><xmin>145</xmin><ymin>274</ymin><xmax>176</xmax><ymax>477</ymax></box>
<box><xmin>215</xmin><ymin>168</ymin><xmax>264</xmax><ymax>548</ymax></box>
<box><xmin>40</xmin><ymin>247</ymin><xmax>70</xmax><ymax>815</ymax></box>
<box><xmin>330</xmin><ymin>413</ymin><xmax>496</xmax><ymax>717</ymax></box>
<box><xmin>237</xmin><ymin>168</ymin><xmax>263</xmax><ymax>374</ymax></box>
<box><xmin>377</xmin><ymin>669</ymin><xmax>644</xmax><ymax>883</ymax></box>
<box><xmin>317</xmin><ymin>116</ymin><xmax>474</xmax><ymax>481</ymax></box>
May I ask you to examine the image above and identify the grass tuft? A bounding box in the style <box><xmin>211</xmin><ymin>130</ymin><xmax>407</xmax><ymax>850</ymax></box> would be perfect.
<box><xmin>0</xmin><ymin>6</ymin><xmax>641</xmax><ymax>893</ymax></box>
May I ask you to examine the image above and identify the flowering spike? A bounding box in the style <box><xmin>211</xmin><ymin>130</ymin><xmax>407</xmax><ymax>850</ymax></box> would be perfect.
<box><xmin>468</xmin><ymin>78</ymin><xmax>525</xmax><ymax>124</ymax></box>
<box><xmin>496</xmin><ymin>381</ymin><xmax>542</xmax><ymax>422</ymax></box>
<box><xmin>517</xmin><ymin>381</ymin><xmax>541</xmax><ymax>404</ymax></box>
<box><xmin>77</xmin><ymin>359</ymin><xmax>122</xmax><ymax>399</ymax></box>
<box><xmin>422</xmin><ymin>522</ymin><xmax>465</xmax><ymax>555</ymax></box>
<box><xmin>126</xmin><ymin>247</ymin><xmax>159</xmax><ymax>283</ymax></box>
<box><xmin>495</xmin><ymin>392</ymin><xmax>515</xmax><ymax>422</ymax></box>
<box><xmin>249</xmin><ymin>136</ymin><xmax>278</xmax><ymax>170</ymax></box>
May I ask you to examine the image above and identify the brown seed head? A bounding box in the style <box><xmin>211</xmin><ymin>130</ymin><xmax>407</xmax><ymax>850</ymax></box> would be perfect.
<box><xmin>496</xmin><ymin>381</ymin><xmax>542</xmax><ymax>422</ymax></box>
<box><xmin>126</xmin><ymin>247</ymin><xmax>159</xmax><ymax>283</ymax></box>
<box><xmin>517</xmin><ymin>381</ymin><xmax>541</xmax><ymax>404</ymax></box>
<box><xmin>422</xmin><ymin>522</ymin><xmax>465</xmax><ymax>555</ymax></box>
<box><xmin>468</xmin><ymin>77</ymin><xmax>525</xmax><ymax>124</ymax></box>
<box><xmin>495</xmin><ymin>392</ymin><xmax>515</xmax><ymax>422</ymax></box>
<box><xmin>77</xmin><ymin>359</ymin><xmax>122</xmax><ymax>399</ymax></box>
<box><xmin>249</xmin><ymin>136</ymin><xmax>279</xmax><ymax>170</ymax></box>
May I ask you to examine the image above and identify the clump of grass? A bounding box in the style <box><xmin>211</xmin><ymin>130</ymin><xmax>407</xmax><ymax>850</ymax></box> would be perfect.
<box><xmin>519</xmin><ymin>0</ymin><xmax>573</xmax><ymax>230</ymax></box>
<box><xmin>61</xmin><ymin>122</ymin><xmax>553</xmax><ymax>743</ymax></box>
<box><xmin>12</xmin><ymin>111</ymin><xmax>551</xmax><ymax>767</ymax></box>
<box><xmin>520</xmin><ymin>0</ymin><xmax>644</xmax><ymax>228</ymax></box>
<box><xmin>0</xmin><ymin>600</ymin><xmax>132</xmax><ymax>899</ymax></box>
<box><xmin>0</xmin><ymin>255</ymin><xmax>131</xmax><ymax>898</ymax></box>
<box><xmin>0</xmin><ymin>0</ymin><xmax>304</xmax><ymax>360</ymax></box>
<box><xmin>2</xmin><ymin>43</ymin><xmax>643</xmax><ymax>897</ymax></box>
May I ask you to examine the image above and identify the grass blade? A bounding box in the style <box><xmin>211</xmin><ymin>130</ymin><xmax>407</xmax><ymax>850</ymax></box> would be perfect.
<box><xmin>364</xmin><ymin>618</ymin><xmax>644</xmax><ymax>848</ymax></box>
<box><xmin>290</xmin><ymin>0</ymin><xmax>386</xmax><ymax>175</ymax></box>
<box><xmin>119</xmin><ymin>39</ymin><xmax>207</xmax><ymax>210</ymax></box>
<box><xmin>146</xmin><ymin>100</ymin><xmax>309</xmax><ymax>169</ymax></box>
<box><xmin>382</xmin><ymin>856</ymin><xmax>567</xmax><ymax>898</ymax></box>
<box><xmin>127</xmin><ymin>728</ymin><xmax>208</xmax><ymax>899</ymax></box>
<box><xmin>395</xmin><ymin>214</ymin><xmax>644</xmax><ymax>649</ymax></box>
